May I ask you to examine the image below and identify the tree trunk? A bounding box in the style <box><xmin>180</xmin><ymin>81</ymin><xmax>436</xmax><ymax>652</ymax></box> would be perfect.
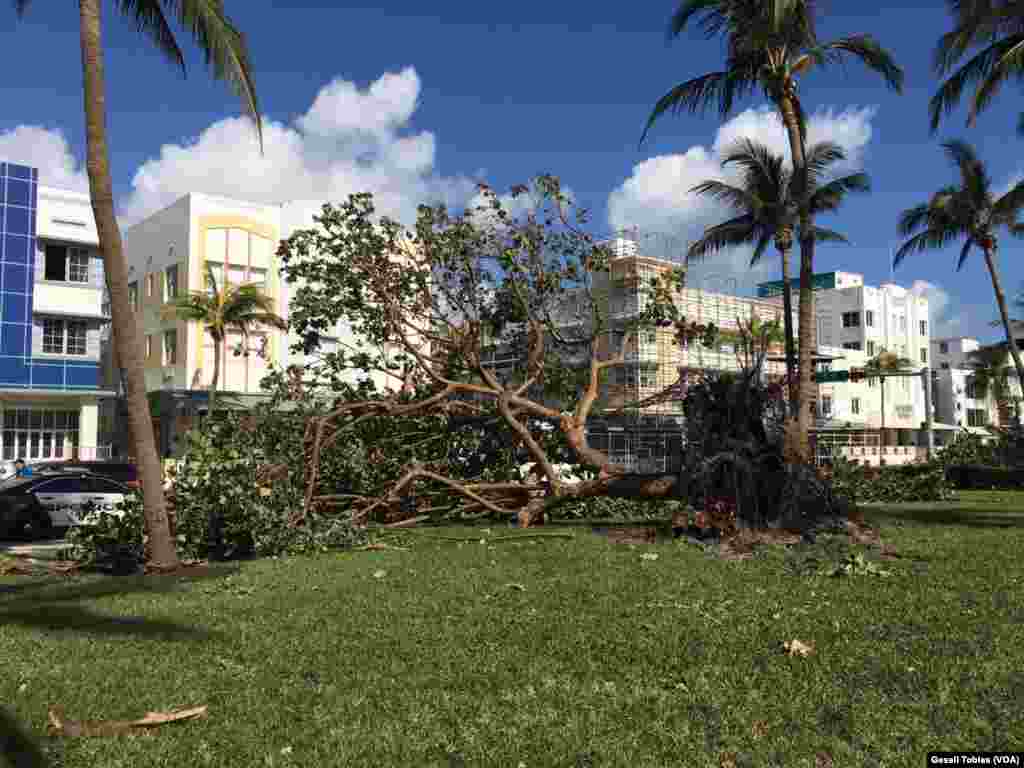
<box><xmin>880</xmin><ymin>376</ymin><xmax>886</xmax><ymax>454</ymax></box>
<box><xmin>210</xmin><ymin>333</ymin><xmax>222</xmax><ymax>412</ymax></box>
<box><xmin>983</xmin><ymin>246</ymin><xmax>1024</xmax><ymax>405</ymax></box>
<box><xmin>79</xmin><ymin>0</ymin><xmax>178</xmax><ymax>570</ymax></box>
<box><xmin>778</xmin><ymin>244</ymin><xmax>798</xmax><ymax>412</ymax></box>
<box><xmin>778</xmin><ymin>95</ymin><xmax>814</xmax><ymax>464</ymax></box>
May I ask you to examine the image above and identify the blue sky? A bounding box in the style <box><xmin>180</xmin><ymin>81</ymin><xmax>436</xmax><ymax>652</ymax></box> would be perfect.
<box><xmin>0</xmin><ymin>1</ymin><xmax>1021</xmax><ymax>342</ymax></box>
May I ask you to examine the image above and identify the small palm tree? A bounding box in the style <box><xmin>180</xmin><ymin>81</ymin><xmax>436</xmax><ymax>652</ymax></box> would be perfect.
<box><xmin>968</xmin><ymin>342</ymin><xmax>1016</xmax><ymax>425</ymax></box>
<box><xmin>13</xmin><ymin>0</ymin><xmax>262</xmax><ymax>570</ymax></box>
<box><xmin>895</xmin><ymin>140</ymin><xmax>1024</xmax><ymax>393</ymax></box>
<box><xmin>931</xmin><ymin>0</ymin><xmax>1024</xmax><ymax>135</ymax></box>
<box><xmin>165</xmin><ymin>265</ymin><xmax>286</xmax><ymax>410</ymax></box>
<box><xmin>689</xmin><ymin>138</ymin><xmax>869</xmax><ymax>410</ymax></box>
<box><xmin>641</xmin><ymin>0</ymin><xmax>903</xmax><ymax>462</ymax></box>
<box><xmin>864</xmin><ymin>349</ymin><xmax>914</xmax><ymax>446</ymax></box>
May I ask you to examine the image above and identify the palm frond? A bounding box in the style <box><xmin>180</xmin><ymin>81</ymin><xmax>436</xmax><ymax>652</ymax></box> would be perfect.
<box><xmin>970</xmin><ymin>35</ymin><xmax>1024</xmax><ymax>123</ymax></box>
<box><xmin>815</xmin><ymin>35</ymin><xmax>905</xmax><ymax>92</ymax></box>
<box><xmin>898</xmin><ymin>203</ymin><xmax>933</xmax><ymax>236</ymax></box>
<box><xmin>930</xmin><ymin>35</ymin><xmax>1018</xmax><ymax>132</ymax></box>
<box><xmin>804</xmin><ymin>141</ymin><xmax>846</xmax><ymax>178</ymax></box>
<box><xmin>688</xmin><ymin>216</ymin><xmax>759</xmax><ymax>260</ymax></box>
<box><xmin>808</xmin><ymin>226</ymin><xmax>849</xmax><ymax>244</ymax></box>
<box><xmin>749</xmin><ymin>234</ymin><xmax>773</xmax><ymax>267</ymax></box>
<box><xmin>809</xmin><ymin>172</ymin><xmax>870</xmax><ymax>213</ymax></box>
<box><xmin>668</xmin><ymin>0</ymin><xmax>726</xmax><ymax>40</ymax></box>
<box><xmin>164</xmin><ymin>0</ymin><xmax>263</xmax><ymax>151</ymax></box>
<box><xmin>689</xmin><ymin>179</ymin><xmax>757</xmax><ymax>211</ymax></box>
<box><xmin>116</xmin><ymin>0</ymin><xmax>185</xmax><ymax>75</ymax></box>
<box><xmin>894</xmin><ymin>228</ymin><xmax>963</xmax><ymax>267</ymax></box>
<box><xmin>942</xmin><ymin>139</ymin><xmax>990</xmax><ymax>201</ymax></box>
<box><xmin>957</xmin><ymin>237</ymin><xmax>976</xmax><ymax>271</ymax></box>
<box><xmin>993</xmin><ymin>178</ymin><xmax>1024</xmax><ymax>218</ymax></box>
<box><xmin>641</xmin><ymin>71</ymin><xmax>735</xmax><ymax>145</ymax></box>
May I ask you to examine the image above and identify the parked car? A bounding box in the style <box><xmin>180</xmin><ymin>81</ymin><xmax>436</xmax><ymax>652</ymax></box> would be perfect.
<box><xmin>0</xmin><ymin>472</ymin><xmax>131</xmax><ymax>540</ymax></box>
<box><xmin>31</xmin><ymin>461</ymin><xmax>138</xmax><ymax>488</ymax></box>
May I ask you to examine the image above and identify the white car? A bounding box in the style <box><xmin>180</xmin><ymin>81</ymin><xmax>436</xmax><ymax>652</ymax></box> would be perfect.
<box><xmin>0</xmin><ymin>472</ymin><xmax>130</xmax><ymax>539</ymax></box>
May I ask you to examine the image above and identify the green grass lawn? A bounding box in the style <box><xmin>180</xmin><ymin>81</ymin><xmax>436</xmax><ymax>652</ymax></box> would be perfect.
<box><xmin>3</xmin><ymin>494</ymin><xmax>1024</xmax><ymax>767</ymax></box>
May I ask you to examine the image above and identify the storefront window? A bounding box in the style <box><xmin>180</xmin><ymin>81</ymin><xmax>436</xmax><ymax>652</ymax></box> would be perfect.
<box><xmin>1</xmin><ymin>408</ymin><xmax>80</xmax><ymax>460</ymax></box>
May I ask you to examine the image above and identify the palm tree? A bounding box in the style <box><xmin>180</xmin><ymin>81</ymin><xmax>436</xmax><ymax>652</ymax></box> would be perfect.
<box><xmin>864</xmin><ymin>349</ymin><xmax>914</xmax><ymax>452</ymax></box>
<box><xmin>931</xmin><ymin>0</ymin><xmax>1024</xmax><ymax>135</ymax></box>
<box><xmin>641</xmin><ymin>0</ymin><xmax>903</xmax><ymax>462</ymax></box>
<box><xmin>895</xmin><ymin>140</ymin><xmax>1024</xmax><ymax>396</ymax></box>
<box><xmin>164</xmin><ymin>265</ymin><xmax>286</xmax><ymax>411</ymax></box>
<box><xmin>13</xmin><ymin>0</ymin><xmax>262</xmax><ymax>570</ymax></box>
<box><xmin>967</xmin><ymin>342</ymin><xmax>1015</xmax><ymax>425</ymax></box>
<box><xmin>689</xmin><ymin>138</ymin><xmax>869</xmax><ymax>412</ymax></box>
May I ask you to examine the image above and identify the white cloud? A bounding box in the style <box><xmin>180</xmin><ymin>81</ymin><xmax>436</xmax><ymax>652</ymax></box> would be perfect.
<box><xmin>607</xmin><ymin>105</ymin><xmax>876</xmax><ymax>294</ymax></box>
<box><xmin>0</xmin><ymin>125</ymin><xmax>89</xmax><ymax>191</ymax></box>
<box><xmin>119</xmin><ymin>66</ymin><xmax>477</xmax><ymax>227</ymax></box>
<box><xmin>911</xmin><ymin>279</ymin><xmax>967</xmax><ymax>338</ymax></box>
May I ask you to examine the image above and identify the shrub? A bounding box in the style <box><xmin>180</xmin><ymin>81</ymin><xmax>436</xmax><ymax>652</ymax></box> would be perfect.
<box><xmin>937</xmin><ymin>431</ymin><xmax>999</xmax><ymax>467</ymax></box>
<box><xmin>944</xmin><ymin>464</ymin><xmax>1024</xmax><ymax>490</ymax></box>
<box><xmin>171</xmin><ymin>413</ymin><xmax>368</xmax><ymax>560</ymax></box>
<box><xmin>64</xmin><ymin>496</ymin><xmax>146</xmax><ymax>574</ymax></box>
<box><xmin>829</xmin><ymin>458</ymin><xmax>953</xmax><ymax>504</ymax></box>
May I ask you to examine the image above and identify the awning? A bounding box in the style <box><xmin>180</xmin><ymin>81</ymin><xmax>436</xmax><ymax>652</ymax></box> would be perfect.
<box><xmin>812</xmin><ymin>419</ymin><xmax>871</xmax><ymax>431</ymax></box>
<box><xmin>929</xmin><ymin>422</ymin><xmax>960</xmax><ymax>431</ymax></box>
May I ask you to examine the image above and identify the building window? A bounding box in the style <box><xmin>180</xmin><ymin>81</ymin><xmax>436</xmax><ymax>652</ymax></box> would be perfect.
<box><xmin>851</xmin><ymin>397</ymin><xmax>860</xmax><ymax>415</ymax></box>
<box><xmin>841</xmin><ymin>311</ymin><xmax>860</xmax><ymax>328</ymax></box>
<box><xmin>868</xmin><ymin>377</ymin><xmax>877</xmax><ymax>388</ymax></box>
<box><xmin>941</xmin><ymin>362</ymin><xmax>950</xmax><ymax>369</ymax></box>
<box><xmin>41</xmin><ymin>319</ymin><xmax>87</xmax><ymax>356</ymax></box>
<box><xmin>164</xmin><ymin>330</ymin><xmax>177</xmax><ymax>365</ymax></box>
<box><xmin>967</xmin><ymin>408</ymin><xmax>987</xmax><ymax>427</ymax></box>
<box><xmin>965</xmin><ymin>378</ymin><xmax>978</xmax><ymax>399</ymax></box>
<box><xmin>43</xmin><ymin>246</ymin><xmax>90</xmax><ymax>283</ymax></box>
<box><xmin>842</xmin><ymin>342</ymin><xmax>862</xmax><ymax>351</ymax></box>
<box><xmin>920</xmin><ymin>348</ymin><xmax>927</xmax><ymax>364</ymax></box>
<box><xmin>128</xmin><ymin>282</ymin><xmax>139</xmax><ymax>311</ymax></box>
<box><xmin>820</xmin><ymin>395</ymin><xmax>833</xmax><ymax>417</ymax></box>
<box><xmin>899</xmin><ymin>316</ymin><xmax>907</xmax><ymax>332</ymax></box>
<box><xmin>68</xmin><ymin>250</ymin><xmax>90</xmax><ymax>283</ymax></box>
<box><xmin>248</xmin><ymin>268</ymin><xmax>268</xmax><ymax>291</ymax></box>
<box><xmin>639</xmin><ymin>366</ymin><xmax>657</xmax><ymax>388</ymax></box>
<box><xmin>66</xmin><ymin>321</ymin><xmax>87</xmax><ymax>356</ymax></box>
<box><xmin>939</xmin><ymin>342</ymin><xmax>949</xmax><ymax>354</ymax></box>
<box><xmin>165</xmin><ymin>265</ymin><xmax>179</xmax><ymax>300</ymax></box>
<box><xmin>643</xmin><ymin>330</ymin><xmax>657</xmax><ymax>345</ymax></box>
<box><xmin>920</xmin><ymin>320</ymin><xmax>928</xmax><ymax>335</ymax></box>
<box><xmin>42</xmin><ymin>319</ymin><xmax>64</xmax><ymax>354</ymax></box>
<box><xmin>865</xmin><ymin>310</ymin><xmax>874</xmax><ymax>327</ymax></box>
<box><xmin>1</xmin><ymin>409</ymin><xmax>79</xmax><ymax>461</ymax></box>
<box><xmin>866</xmin><ymin>341</ymin><xmax>876</xmax><ymax>356</ymax></box>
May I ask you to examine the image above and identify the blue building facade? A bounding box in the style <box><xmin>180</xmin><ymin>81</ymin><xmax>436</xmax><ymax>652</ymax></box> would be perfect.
<box><xmin>0</xmin><ymin>162</ymin><xmax>110</xmax><ymax>466</ymax></box>
<box><xmin>0</xmin><ymin>162</ymin><xmax>103</xmax><ymax>389</ymax></box>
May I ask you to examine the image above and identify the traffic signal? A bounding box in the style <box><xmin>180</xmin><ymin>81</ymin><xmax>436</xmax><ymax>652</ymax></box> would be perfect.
<box><xmin>849</xmin><ymin>368</ymin><xmax>865</xmax><ymax>383</ymax></box>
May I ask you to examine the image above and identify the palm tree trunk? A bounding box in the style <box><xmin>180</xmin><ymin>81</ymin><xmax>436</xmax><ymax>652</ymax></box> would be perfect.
<box><xmin>79</xmin><ymin>0</ymin><xmax>178</xmax><ymax>570</ymax></box>
<box><xmin>779</xmin><ymin>95</ymin><xmax>814</xmax><ymax>463</ymax></box>
<box><xmin>208</xmin><ymin>332</ymin><xmax>222</xmax><ymax>412</ymax></box>
<box><xmin>779</xmin><ymin>244</ymin><xmax>798</xmax><ymax>413</ymax></box>
<box><xmin>880</xmin><ymin>376</ymin><xmax>886</xmax><ymax>457</ymax></box>
<box><xmin>983</xmin><ymin>246</ymin><xmax>1024</xmax><ymax>413</ymax></box>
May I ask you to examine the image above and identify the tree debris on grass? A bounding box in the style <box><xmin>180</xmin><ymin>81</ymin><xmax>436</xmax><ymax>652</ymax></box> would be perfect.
<box><xmin>0</xmin><ymin>554</ymin><xmax>35</xmax><ymax>576</ymax></box>
<box><xmin>782</xmin><ymin>639</ymin><xmax>815</xmax><ymax>657</ymax></box>
<box><xmin>46</xmin><ymin>704</ymin><xmax>207</xmax><ymax>738</ymax></box>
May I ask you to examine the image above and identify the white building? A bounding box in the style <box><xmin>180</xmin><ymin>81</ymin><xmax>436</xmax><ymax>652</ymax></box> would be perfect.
<box><xmin>930</xmin><ymin>336</ymin><xmax>1021</xmax><ymax>433</ymax></box>
<box><xmin>0</xmin><ymin>162</ymin><xmax>113</xmax><ymax>468</ymax></box>
<box><xmin>758</xmin><ymin>271</ymin><xmax>935</xmax><ymax>465</ymax></box>
<box><xmin>114</xmin><ymin>193</ymin><xmax>415</xmax><ymax>456</ymax></box>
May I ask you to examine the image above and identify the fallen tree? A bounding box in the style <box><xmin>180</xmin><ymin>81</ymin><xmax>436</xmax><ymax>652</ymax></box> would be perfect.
<box><xmin>277</xmin><ymin>176</ymin><xmax>837</xmax><ymax>528</ymax></box>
